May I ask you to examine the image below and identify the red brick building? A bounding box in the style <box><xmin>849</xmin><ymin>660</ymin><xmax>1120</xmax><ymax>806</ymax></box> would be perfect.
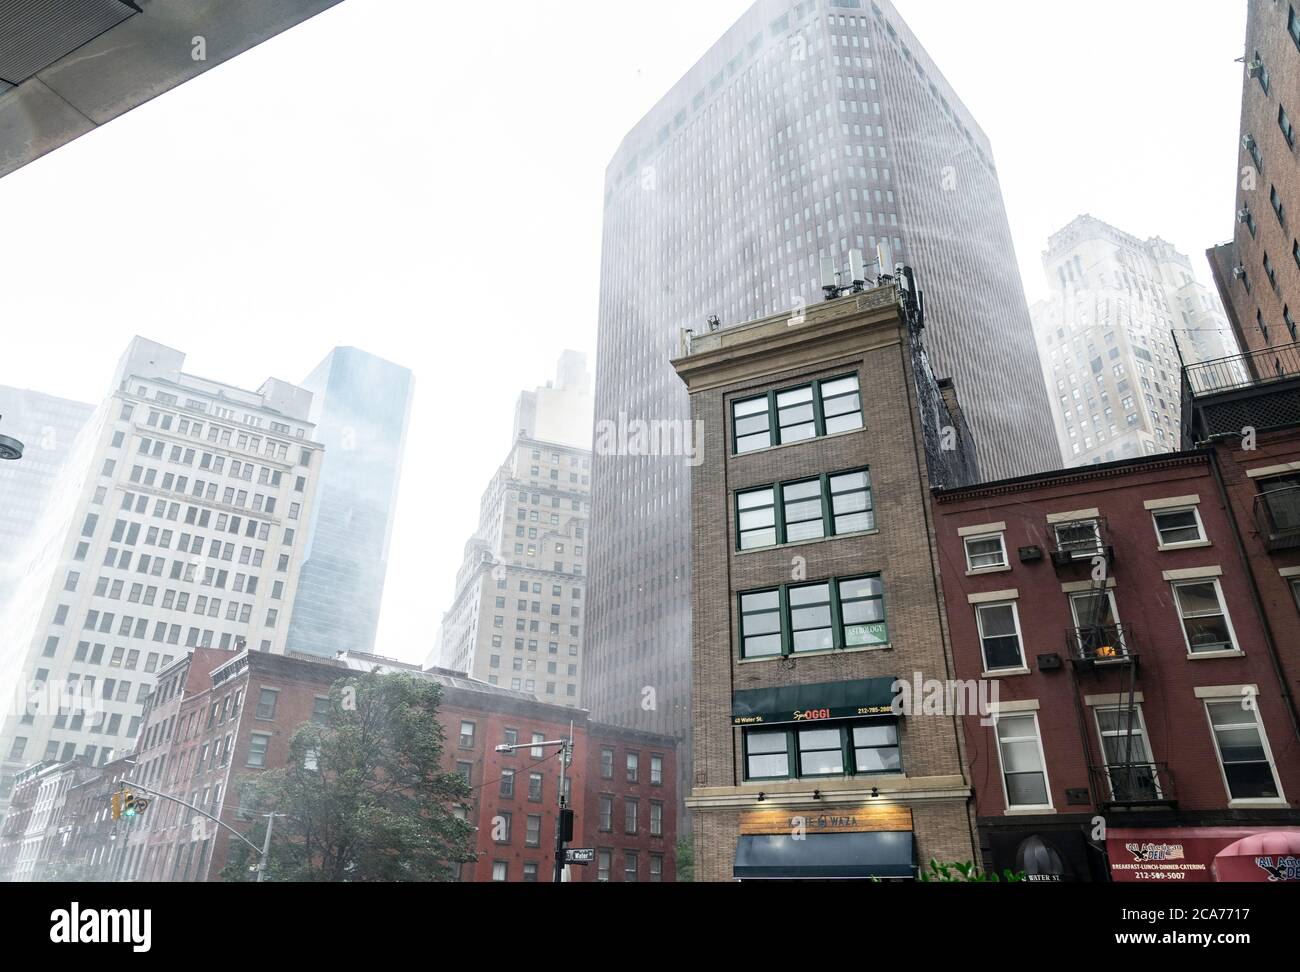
<box><xmin>582</xmin><ymin>722</ymin><xmax>678</xmax><ymax>883</ymax></box>
<box><xmin>46</xmin><ymin>647</ymin><xmax>677</xmax><ymax>882</ymax></box>
<box><xmin>931</xmin><ymin>343</ymin><xmax>1300</xmax><ymax>881</ymax></box>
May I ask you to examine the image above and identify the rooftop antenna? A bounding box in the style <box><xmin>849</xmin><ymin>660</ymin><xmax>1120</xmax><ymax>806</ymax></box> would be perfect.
<box><xmin>706</xmin><ymin>314</ymin><xmax>721</xmax><ymax>332</ymax></box>
<box><xmin>821</xmin><ymin>256</ymin><xmax>840</xmax><ymax>300</ymax></box>
<box><xmin>848</xmin><ymin>249</ymin><xmax>867</xmax><ymax>294</ymax></box>
<box><xmin>876</xmin><ymin>241</ymin><xmax>894</xmax><ymax>281</ymax></box>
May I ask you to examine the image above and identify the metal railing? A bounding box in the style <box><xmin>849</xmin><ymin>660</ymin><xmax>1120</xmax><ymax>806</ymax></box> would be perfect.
<box><xmin>1089</xmin><ymin>762</ymin><xmax>1176</xmax><ymax>807</ymax></box>
<box><xmin>1068</xmin><ymin>623</ymin><xmax>1135</xmax><ymax>662</ymax></box>
<box><xmin>1254</xmin><ymin>485</ymin><xmax>1300</xmax><ymax>551</ymax></box>
<box><xmin>1183</xmin><ymin>341</ymin><xmax>1300</xmax><ymax>398</ymax></box>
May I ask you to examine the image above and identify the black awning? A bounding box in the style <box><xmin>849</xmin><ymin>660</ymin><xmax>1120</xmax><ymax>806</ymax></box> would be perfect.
<box><xmin>734</xmin><ymin>831</ymin><xmax>915</xmax><ymax>880</ymax></box>
<box><xmin>732</xmin><ymin>677</ymin><xmax>897</xmax><ymax>726</ymax></box>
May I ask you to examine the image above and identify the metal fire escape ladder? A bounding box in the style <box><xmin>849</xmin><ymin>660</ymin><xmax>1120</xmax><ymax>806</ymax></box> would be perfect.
<box><xmin>1073</xmin><ymin>575</ymin><xmax>1141</xmax><ymax>805</ymax></box>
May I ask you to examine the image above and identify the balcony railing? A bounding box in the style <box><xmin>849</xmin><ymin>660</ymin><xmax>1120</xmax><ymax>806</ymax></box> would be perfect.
<box><xmin>1049</xmin><ymin>518</ymin><xmax>1113</xmax><ymax>569</ymax></box>
<box><xmin>1089</xmin><ymin>762</ymin><xmax>1176</xmax><ymax>808</ymax></box>
<box><xmin>1068</xmin><ymin>623</ymin><xmax>1136</xmax><ymax>663</ymax></box>
<box><xmin>1254</xmin><ymin>485</ymin><xmax>1300</xmax><ymax>551</ymax></box>
<box><xmin>1182</xmin><ymin>341</ymin><xmax>1300</xmax><ymax>398</ymax></box>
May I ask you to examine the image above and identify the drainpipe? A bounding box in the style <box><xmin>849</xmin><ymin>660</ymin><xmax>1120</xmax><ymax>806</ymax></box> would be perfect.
<box><xmin>1208</xmin><ymin>446</ymin><xmax>1300</xmax><ymax>745</ymax></box>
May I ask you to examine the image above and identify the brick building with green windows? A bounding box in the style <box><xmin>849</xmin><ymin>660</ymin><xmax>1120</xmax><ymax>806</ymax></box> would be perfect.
<box><xmin>671</xmin><ymin>273</ymin><xmax>982</xmax><ymax>880</ymax></box>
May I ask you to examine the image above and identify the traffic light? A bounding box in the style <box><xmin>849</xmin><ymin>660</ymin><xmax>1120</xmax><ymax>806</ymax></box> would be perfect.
<box><xmin>111</xmin><ymin>792</ymin><xmax>121</xmax><ymax>821</ymax></box>
<box><xmin>558</xmin><ymin>808</ymin><xmax>574</xmax><ymax>843</ymax></box>
<box><xmin>122</xmin><ymin>790</ymin><xmax>136</xmax><ymax>817</ymax></box>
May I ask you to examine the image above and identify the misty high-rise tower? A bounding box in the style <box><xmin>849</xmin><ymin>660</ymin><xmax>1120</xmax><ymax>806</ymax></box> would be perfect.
<box><xmin>585</xmin><ymin>0</ymin><xmax>1058</xmax><ymax>795</ymax></box>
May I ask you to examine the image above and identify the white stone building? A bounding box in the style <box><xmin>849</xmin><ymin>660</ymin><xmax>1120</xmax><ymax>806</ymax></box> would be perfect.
<box><xmin>1030</xmin><ymin>215</ymin><xmax>1241</xmax><ymax>467</ymax></box>
<box><xmin>0</xmin><ymin>337</ymin><xmax>323</xmax><ymax>809</ymax></box>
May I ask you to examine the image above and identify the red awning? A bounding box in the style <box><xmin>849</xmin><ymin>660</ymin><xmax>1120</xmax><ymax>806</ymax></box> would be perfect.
<box><xmin>1212</xmin><ymin>829</ymin><xmax>1300</xmax><ymax>883</ymax></box>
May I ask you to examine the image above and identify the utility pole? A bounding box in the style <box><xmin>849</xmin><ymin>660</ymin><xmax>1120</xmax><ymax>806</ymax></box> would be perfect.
<box><xmin>256</xmin><ymin>812</ymin><xmax>278</xmax><ymax>882</ymax></box>
<box><xmin>553</xmin><ymin>720</ymin><xmax>574</xmax><ymax>884</ymax></box>
<box><xmin>494</xmin><ymin>720</ymin><xmax>575</xmax><ymax>885</ymax></box>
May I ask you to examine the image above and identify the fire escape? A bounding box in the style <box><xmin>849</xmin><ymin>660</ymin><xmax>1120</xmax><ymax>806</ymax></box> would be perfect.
<box><xmin>1053</xmin><ymin>517</ymin><xmax>1176</xmax><ymax>811</ymax></box>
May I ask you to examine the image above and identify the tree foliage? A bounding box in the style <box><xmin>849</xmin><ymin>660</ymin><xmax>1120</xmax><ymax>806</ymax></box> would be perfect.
<box><xmin>220</xmin><ymin>670</ymin><xmax>476</xmax><ymax>882</ymax></box>
<box><xmin>675</xmin><ymin>834</ymin><xmax>694</xmax><ymax>883</ymax></box>
<box><xmin>918</xmin><ymin>858</ymin><xmax>1025</xmax><ymax>883</ymax></box>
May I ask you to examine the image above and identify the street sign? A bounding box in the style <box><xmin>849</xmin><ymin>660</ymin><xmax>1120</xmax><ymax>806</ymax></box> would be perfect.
<box><xmin>565</xmin><ymin>848</ymin><xmax>595</xmax><ymax>865</ymax></box>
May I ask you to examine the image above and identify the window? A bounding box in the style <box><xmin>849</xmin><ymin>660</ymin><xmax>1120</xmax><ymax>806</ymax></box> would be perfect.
<box><xmin>995</xmin><ymin>713</ymin><xmax>1050</xmax><ymax>809</ymax></box>
<box><xmin>1206</xmin><ymin>700</ymin><xmax>1281</xmax><ymax>801</ymax></box>
<box><xmin>459</xmin><ymin>721</ymin><xmax>475</xmax><ymax>748</ymax></box>
<box><xmin>975</xmin><ymin>601</ymin><xmax>1025</xmax><ymax>672</ymax></box>
<box><xmin>624</xmin><ymin>851</ymin><xmax>639</xmax><ymax>882</ymax></box>
<box><xmin>525</xmin><ymin>814</ymin><xmax>541</xmax><ymax>847</ymax></box>
<box><xmin>625</xmin><ymin>798</ymin><xmax>638</xmax><ymax>833</ymax></box>
<box><xmin>491</xmin><ymin>861</ymin><xmax>508</xmax><ymax>882</ymax></box>
<box><xmin>1095</xmin><ymin>706</ymin><xmax>1161</xmax><ymax>801</ymax></box>
<box><xmin>736</xmin><ymin>469</ymin><xmax>874</xmax><ymax>550</ymax></box>
<box><xmin>500</xmin><ymin>769</ymin><xmax>515</xmax><ymax>798</ymax></box>
<box><xmin>1152</xmin><ymin>507</ymin><xmax>1205</xmax><ymax>547</ymax></box>
<box><xmin>736</xmin><ymin>486</ymin><xmax>777</xmax><ymax>549</ymax></box>
<box><xmin>255</xmin><ymin>688</ymin><xmax>278</xmax><ymax>720</ymax></box>
<box><xmin>739</xmin><ymin>575</ymin><xmax>887</xmax><ymax>658</ymax></box>
<box><xmin>1279</xmin><ymin>104</ymin><xmax>1295</xmax><ymax>148</ymax></box>
<box><xmin>626</xmin><ymin>752</ymin><xmax>639</xmax><ymax>783</ymax></box>
<box><xmin>311</xmin><ymin>696</ymin><xmax>332</xmax><ymax>724</ymax></box>
<box><xmin>649</xmin><ymin>854</ymin><xmax>663</xmax><ymax>882</ymax></box>
<box><xmin>731</xmin><ymin>374</ymin><xmax>863</xmax><ymax>454</ymax></box>
<box><xmin>1290</xmin><ymin>5</ymin><xmax>1300</xmax><ymax>50</ymax></box>
<box><xmin>597</xmin><ymin>850</ymin><xmax>611</xmax><ymax>882</ymax></box>
<box><xmin>599</xmin><ymin>795</ymin><xmax>613</xmax><ymax>831</ymax></box>
<box><xmin>1172</xmin><ymin>578</ymin><xmax>1237</xmax><ymax>653</ymax></box>
<box><xmin>1054</xmin><ymin>519</ymin><xmax>1102</xmax><ymax>559</ymax></box>
<box><xmin>743</xmin><ymin>718</ymin><xmax>900</xmax><ymax>781</ymax></box>
<box><xmin>964</xmin><ymin>533</ymin><xmax>1007</xmax><ymax>570</ymax></box>
<box><xmin>246</xmin><ymin>733</ymin><xmax>271</xmax><ymax>768</ymax></box>
<box><xmin>650</xmin><ymin>800</ymin><xmax>663</xmax><ymax>837</ymax></box>
<box><xmin>650</xmin><ymin>754</ymin><xmax>663</xmax><ymax>785</ymax></box>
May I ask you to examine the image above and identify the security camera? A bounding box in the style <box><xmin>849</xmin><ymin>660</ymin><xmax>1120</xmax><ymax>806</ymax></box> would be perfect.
<box><xmin>0</xmin><ymin>432</ymin><xmax>22</xmax><ymax>461</ymax></box>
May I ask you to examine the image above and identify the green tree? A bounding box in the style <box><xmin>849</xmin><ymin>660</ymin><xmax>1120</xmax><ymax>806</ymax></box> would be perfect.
<box><xmin>918</xmin><ymin>858</ymin><xmax>1024</xmax><ymax>883</ymax></box>
<box><xmin>675</xmin><ymin>834</ymin><xmax>694</xmax><ymax>882</ymax></box>
<box><xmin>220</xmin><ymin>670</ymin><xmax>476</xmax><ymax>882</ymax></box>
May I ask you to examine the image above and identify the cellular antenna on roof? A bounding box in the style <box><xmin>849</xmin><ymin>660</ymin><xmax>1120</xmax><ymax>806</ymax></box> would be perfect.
<box><xmin>822</xmin><ymin>248</ymin><xmax>873</xmax><ymax>301</ymax></box>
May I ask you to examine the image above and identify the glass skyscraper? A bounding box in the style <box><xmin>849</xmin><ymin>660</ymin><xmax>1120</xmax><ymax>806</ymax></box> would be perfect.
<box><xmin>286</xmin><ymin>348</ymin><xmax>414</xmax><ymax>657</ymax></box>
<box><xmin>585</xmin><ymin>0</ymin><xmax>1059</xmax><ymax>800</ymax></box>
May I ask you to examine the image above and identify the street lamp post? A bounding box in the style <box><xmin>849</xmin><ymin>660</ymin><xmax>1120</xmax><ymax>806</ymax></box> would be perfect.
<box><xmin>494</xmin><ymin>720</ymin><xmax>574</xmax><ymax>884</ymax></box>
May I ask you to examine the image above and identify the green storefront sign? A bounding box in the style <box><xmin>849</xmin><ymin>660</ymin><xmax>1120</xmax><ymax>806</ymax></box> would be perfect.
<box><xmin>731</xmin><ymin>676</ymin><xmax>898</xmax><ymax>726</ymax></box>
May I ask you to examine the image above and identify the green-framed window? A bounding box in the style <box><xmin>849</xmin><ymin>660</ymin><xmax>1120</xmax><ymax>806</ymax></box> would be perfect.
<box><xmin>731</xmin><ymin>374</ymin><xmax>863</xmax><ymax>454</ymax></box>
<box><xmin>737</xmin><ymin>574</ymin><xmax>888</xmax><ymax>658</ymax></box>
<box><xmin>735</xmin><ymin>468</ymin><xmax>874</xmax><ymax>550</ymax></box>
<box><xmin>742</xmin><ymin>718</ymin><xmax>901</xmax><ymax>781</ymax></box>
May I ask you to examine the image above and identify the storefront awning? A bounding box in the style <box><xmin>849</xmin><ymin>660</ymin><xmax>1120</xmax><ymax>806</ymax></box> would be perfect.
<box><xmin>734</xmin><ymin>831</ymin><xmax>914</xmax><ymax>879</ymax></box>
<box><xmin>732</xmin><ymin>677</ymin><xmax>897</xmax><ymax>726</ymax></box>
<box><xmin>1212</xmin><ymin>829</ymin><xmax>1300</xmax><ymax>882</ymax></box>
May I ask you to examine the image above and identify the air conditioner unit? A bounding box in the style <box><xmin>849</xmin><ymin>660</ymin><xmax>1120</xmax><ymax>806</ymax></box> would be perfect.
<box><xmin>1242</xmin><ymin>134</ymin><xmax>1257</xmax><ymax>152</ymax></box>
<box><xmin>1238</xmin><ymin>207</ymin><xmax>1252</xmax><ymax>223</ymax></box>
<box><xmin>1247</xmin><ymin>58</ymin><xmax>1264</xmax><ymax>79</ymax></box>
<box><xmin>1233</xmin><ymin>266</ymin><xmax>1248</xmax><ymax>279</ymax></box>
